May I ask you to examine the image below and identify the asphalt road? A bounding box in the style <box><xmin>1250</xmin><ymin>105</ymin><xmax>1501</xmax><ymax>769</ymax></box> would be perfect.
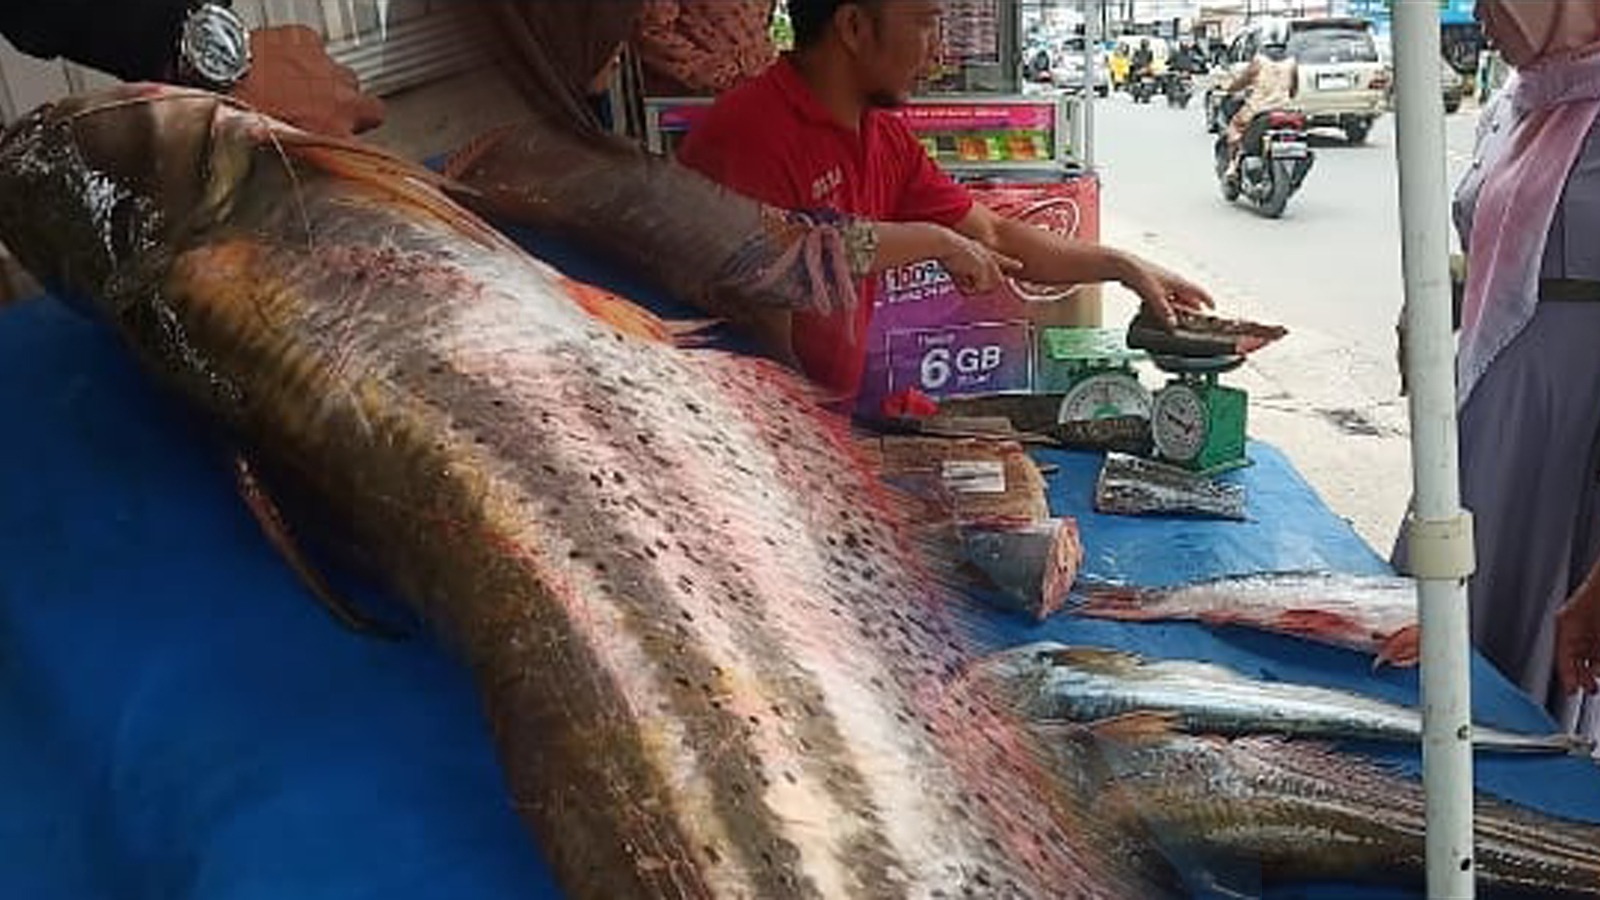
<box><xmin>1085</xmin><ymin>91</ymin><xmax>1482</xmax><ymax>550</ymax></box>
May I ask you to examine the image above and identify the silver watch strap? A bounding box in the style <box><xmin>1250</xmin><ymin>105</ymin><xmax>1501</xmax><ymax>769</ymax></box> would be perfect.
<box><xmin>178</xmin><ymin>3</ymin><xmax>252</xmax><ymax>90</ymax></box>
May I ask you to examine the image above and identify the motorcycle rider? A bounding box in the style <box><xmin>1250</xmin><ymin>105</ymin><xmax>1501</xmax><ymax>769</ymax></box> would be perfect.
<box><xmin>1164</xmin><ymin>35</ymin><xmax>1205</xmax><ymax>101</ymax></box>
<box><xmin>1170</xmin><ymin>36</ymin><xmax>1208</xmax><ymax>75</ymax></box>
<box><xmin>1130</xmin><ymin>37</ymin><xmax>1155</xmax><ymax>79</ymax></box>
<box><xmin>1223</xmin><ymin>33</ymin><xmax>1299</xmax><ymax>180</ymax></box>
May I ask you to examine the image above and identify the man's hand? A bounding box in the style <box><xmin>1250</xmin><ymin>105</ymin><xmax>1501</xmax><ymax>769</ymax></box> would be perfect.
<box><xmin>937</xmin><ymin>230</ymin><xmax>1023</xmax><ymax>295</ymax></box>
<box><xmin>1114</xmin><ymin>253</ymin><xmax>1214</xmax><ymax>327</ymax></box>
<box><xmin>232</xmin><ymin>26</ymin><xmax>385</xmax><ymax>137</ymax></box>
<box><xmin>1556</xmin><ymin>585</ymin><xmax>1600</xmax><ymax>696</ymax></box>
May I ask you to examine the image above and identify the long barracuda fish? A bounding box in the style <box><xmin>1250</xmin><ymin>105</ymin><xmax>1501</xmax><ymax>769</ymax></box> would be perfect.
<box><xmin>1038</xmin><ymin>715</ymin><xmax>1600</xmax><ymax>898</ymax></box>
<box><xmin>977</xmin><ymin>643</ymin><xmax>1589</xmax><ymax>754</ymax></box>
<box><xmin>1077</xmin><ymin>572</ymin><xmax>1421</xmax><ymax>667</ymax></box>
<box><xmin>0</xmin><ymin>85</ymin><xmax>1165</xmax><ymax>900</ymax></box>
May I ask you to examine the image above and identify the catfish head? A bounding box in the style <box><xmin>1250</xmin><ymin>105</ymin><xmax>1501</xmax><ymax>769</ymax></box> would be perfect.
<box><xmin>0</xmin><ymin>83</ymin><xmax>262</xmax><ymax>318</ymax></box>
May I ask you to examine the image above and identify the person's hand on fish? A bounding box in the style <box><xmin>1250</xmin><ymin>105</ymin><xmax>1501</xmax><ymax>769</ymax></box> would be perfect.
<box><xmin>1555</xmin><ymin>581</ymin><xmax>1600</xmax><ymax>695</ymax></box>
<box><xmin>232</xmin><ymin>26</ymin><xmax>385</xmax><ymax>138</ymax></box>
<box><xmin>935</xmin><ymin>229</ymin><xmax>1022</xmax><ymax>295</ymax></box>
<box><xmin>1115</xmin><ymin>253</ymin><xmax>1214</xmax><ymax>329</ymax></box>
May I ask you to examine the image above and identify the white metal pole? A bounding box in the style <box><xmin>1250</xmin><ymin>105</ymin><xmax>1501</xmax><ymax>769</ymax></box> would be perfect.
<box><xmin>1392</xmin><ymin>2</ymin><xmax>1478</xmax><ymax>897</ymax></box>
<box><xmin>1082</xmin><ymin>0</ymin><xmax>1098</xmax><ymax>168</ymax></box>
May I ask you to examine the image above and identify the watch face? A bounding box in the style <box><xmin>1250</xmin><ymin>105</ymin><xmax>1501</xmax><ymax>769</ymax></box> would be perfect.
<box><xmin>1152</xmin><ymin>383</ymin><xmax>1207</xmax><ymax>462</ymax></box>
<box><xmin>181</xmin><ymin>4</ymin><xmax>251</xmax><ymax>88</ymax></box>
<box><xmin>1057</xmin><ymin>372</ymin><xmax>1152</xmax><ymax>423</ymax></box>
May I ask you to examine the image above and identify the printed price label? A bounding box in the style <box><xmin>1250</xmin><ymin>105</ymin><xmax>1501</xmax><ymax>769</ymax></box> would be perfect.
<box><xmin>885</xmin><ymin>322</ymin><xmax>1031</xmax><ymax>397</ymax></box>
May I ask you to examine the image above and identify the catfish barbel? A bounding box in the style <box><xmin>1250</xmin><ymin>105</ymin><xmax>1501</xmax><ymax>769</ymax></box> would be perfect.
<box><xmin>0</xmin><ymin>85</ymin><xmax>1159</xmax><ymax>899</ymax></box>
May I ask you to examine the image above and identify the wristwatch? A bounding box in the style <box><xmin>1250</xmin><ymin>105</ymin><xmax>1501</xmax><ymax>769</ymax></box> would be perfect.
<box><xmin>175</xmin><ymin>1</ymin><xmax>252</xmax><ymax>91</ymax></box>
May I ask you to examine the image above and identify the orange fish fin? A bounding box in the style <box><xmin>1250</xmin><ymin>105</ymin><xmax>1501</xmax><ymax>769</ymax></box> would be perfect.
<box><xmin>440</xmin><ymin>124</ymin><xmax>518</xmax><ymax>181</ymax></box>
<box><xmin>559</xmin><ymin>277</ymin><xmax>679</xmax><ymax>344</ymax></box>
<box><xmin>234</xmin><ymin>455</ymin><xmax>408</xmax><ymax>640</ymax></box>
<box><xmin>1374</xmin><ymin>624</ymin><xmax>1421</xmax><ymax>669</ymax></box>
<box><xmin>269</xmin><ymin>131</ymin><xmax>512</xmax><ymax>252</ymax></box>
<box><xmin>666</xmin><ymin>318</ymin><xmax>724</xmax><ymax>346</ymax></box>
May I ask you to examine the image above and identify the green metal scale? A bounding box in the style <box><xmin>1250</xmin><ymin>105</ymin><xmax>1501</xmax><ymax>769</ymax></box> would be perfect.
<box><xmin>1148</xmin><ymin>353</ymin><xmax>1251</xmax><ymax>475</ymax></box>
<box><xmin>1035</xmin><ymin>327</ymin><xmax>1152</xmax><ymax>424</ymax></box>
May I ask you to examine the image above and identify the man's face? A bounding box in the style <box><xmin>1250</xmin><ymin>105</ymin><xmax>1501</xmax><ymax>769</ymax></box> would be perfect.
<box><xmin>838</xmin><ymin>1</ymin><xmax>944</xmax><ymax>107</ymax></box>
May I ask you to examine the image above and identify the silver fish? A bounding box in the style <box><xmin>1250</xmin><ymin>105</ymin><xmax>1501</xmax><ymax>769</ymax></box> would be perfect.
<box><xmin>1077</xmin><ymin>571</ymin><xmax>1421</xmax><ymax>666</ymax></box>
<box><xmin>978</xmin><ymin>643</ymin><xmax>1589</xmax><ymax>754</ymax></box>
<box><xmin>1038</xmin><ymin>715</ymin><xmax>1600</xmax><ymax>898</ymax></box>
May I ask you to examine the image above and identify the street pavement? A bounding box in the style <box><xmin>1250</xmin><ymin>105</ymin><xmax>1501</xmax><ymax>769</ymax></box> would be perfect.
<box><xmin>1085</xmin><ymin>91</ymin><xmax>1482</xmax><ymax>552</ymax></box>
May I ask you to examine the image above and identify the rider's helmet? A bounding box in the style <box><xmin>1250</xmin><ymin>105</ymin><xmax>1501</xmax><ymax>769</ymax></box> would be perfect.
<box><xmin>1259</xmin><ymin>20</ymin><xmax>1291</xmax><ymax>60</ymax></box>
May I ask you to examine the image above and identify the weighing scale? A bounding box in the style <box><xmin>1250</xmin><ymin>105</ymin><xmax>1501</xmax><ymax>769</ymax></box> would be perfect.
<box><xmin>1148</xmin><ymin>353</ymin><xmax>1251</xmax><ymax>475</ymax></box>
<box><xmin>1036</xmin><ymin>327</ymin><xmax>1151</xmax><ymax>422</ymax></box>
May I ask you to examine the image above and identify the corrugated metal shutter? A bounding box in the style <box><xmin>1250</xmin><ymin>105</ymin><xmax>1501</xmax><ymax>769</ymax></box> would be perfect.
<box><xmin>0</xmin><ymin>0</ymin><xmax>480</xmax><ymax>125</ymax></box>
<box><xmin>239</xmin><ymin>0</ymin><xmax>483</xmax><ymax>97</ymax></box>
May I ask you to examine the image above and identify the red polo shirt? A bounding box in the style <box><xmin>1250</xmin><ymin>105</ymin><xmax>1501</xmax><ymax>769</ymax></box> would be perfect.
<box><xmin>678</xmin><ymin>57</ymin><xmax>974</xmax><ymax>399</ymax></box>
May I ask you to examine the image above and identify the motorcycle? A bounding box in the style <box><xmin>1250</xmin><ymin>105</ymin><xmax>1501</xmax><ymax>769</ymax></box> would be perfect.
<box><xmin>1214</xmin><ymin>102</ymin><xmax>1314</xmax><ymax>219</ymax></box>
<box><xmin>1163</xmin><ymin>72</ymin><xmax>1194</xmax><ymax>109</ymax></box>
<box><xmin>1129</xmin><ymin>68</ymin><xmax>1158</xmax><ymax>104</ymax></box>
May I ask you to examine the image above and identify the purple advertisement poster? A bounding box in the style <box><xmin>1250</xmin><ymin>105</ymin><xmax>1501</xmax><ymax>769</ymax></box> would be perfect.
<box><xmin>880</xmin><ymin>321</ymin><xmax>1034</xmax><ymax>400</ymax></box>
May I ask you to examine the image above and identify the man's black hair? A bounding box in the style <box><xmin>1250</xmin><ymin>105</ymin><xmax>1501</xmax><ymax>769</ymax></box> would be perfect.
<box><xmin>789</xmin><ymin>0</ymin><xmax>885</xmax><ymax>50</ymax></box>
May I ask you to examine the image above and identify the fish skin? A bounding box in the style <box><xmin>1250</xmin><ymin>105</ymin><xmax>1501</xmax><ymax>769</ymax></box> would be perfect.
<box><xmin>1037</xmin><ymin>719</ymin><xmax>1600</xmax><ymax>898</ymax></box>
<box><xmin>1077</xmin><ymin>571</ymin><xmax>1421</xmax><ymax>666</ymax></box>
<box><xmin>443</xmin><ymin>120</ymin><xmax>862</xmax><ymax>325</ymax></box>
<box><xmin>977</xmin><ymin>643</ymin><xmax>1590</xmax><ymax>754</ymax></box>
<box><xmin>0</xmin><ymin>86</ymin><xmax>1165</xmax><ymax>900</ymax></box>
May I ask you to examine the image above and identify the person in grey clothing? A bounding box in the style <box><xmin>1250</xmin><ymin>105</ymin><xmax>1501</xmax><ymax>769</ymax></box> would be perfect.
<box><xmin>1409</xmin><ymin>0</ymin><xmax>1600</xmax><ymax>739</ymax></box>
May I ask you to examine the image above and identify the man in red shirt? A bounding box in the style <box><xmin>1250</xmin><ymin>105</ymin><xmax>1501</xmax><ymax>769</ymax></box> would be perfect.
<box><xmin>679</xmin><ymin>0</ymin><xmax>1211</xmax><ymax>399</ymax></box>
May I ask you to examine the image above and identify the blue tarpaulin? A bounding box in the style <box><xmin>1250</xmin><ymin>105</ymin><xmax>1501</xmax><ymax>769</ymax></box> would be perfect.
<box><xmin>2</xmin><ymin>227</ymin><xmax>1597</xmax><ymax>900</ymax></box>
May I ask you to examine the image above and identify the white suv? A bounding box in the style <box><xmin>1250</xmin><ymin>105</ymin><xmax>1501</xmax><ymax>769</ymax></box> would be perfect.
<box><xmin>1207</xmin><ymin>17</ymin><xmax>1387</xmax><ymax>144</ymax></box>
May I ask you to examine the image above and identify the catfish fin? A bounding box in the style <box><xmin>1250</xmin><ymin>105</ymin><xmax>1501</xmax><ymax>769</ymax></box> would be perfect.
<box><xmin>558</xmin><ymin>277</ymin><xmax>675</xmax><ymax>343</ymax></box>
<box><xmin>267</xmin><ymin>130</ymin><xmax>515</xmax><ymax>252</ymax></box>
<box><xmin>234</xmin><ymin>455</ymin><xmax>408</xmax><ymax>640</ymax></box>
<box><xmin>439</xmin><ymin>124</ymin><xmax>517</xmax><ymax>181</ymax></box>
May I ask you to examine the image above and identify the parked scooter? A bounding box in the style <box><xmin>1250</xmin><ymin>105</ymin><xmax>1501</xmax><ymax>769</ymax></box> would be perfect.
<box><xmin>1214</xmin><ymin>101</ymin><xmax>1314</xmax><ymax>219</ymax></box>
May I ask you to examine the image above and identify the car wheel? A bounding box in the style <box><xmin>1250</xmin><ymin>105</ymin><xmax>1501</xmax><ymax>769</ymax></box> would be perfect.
<box><xmin>1345</xmin><ymin>120</ymin><xmax>1371</xmax><ymax>145</ymax></box>
<box><xmin>1444</xmin><ymin>97</ymin><xmax>1462</xmax><ymax>115</ymax></box>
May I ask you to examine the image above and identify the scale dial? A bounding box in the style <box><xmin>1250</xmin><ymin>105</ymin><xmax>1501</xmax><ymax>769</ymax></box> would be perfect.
<box><xmin>1058</xmin><ymin>372</ymin><xmax>1153</xmax><ymax>423</ymax></box>
<box><xmin>1152</xmin><ymin>382</ymin><xmax>1208</xmax><ymax>463</ymax></box>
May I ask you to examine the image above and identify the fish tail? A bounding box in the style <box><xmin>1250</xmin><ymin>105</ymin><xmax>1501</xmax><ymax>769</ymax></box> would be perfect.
<box><xmin>1374</xmin><ymin>624</ymin><xmax>1420</xmax><ymax>668</ymax></box>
